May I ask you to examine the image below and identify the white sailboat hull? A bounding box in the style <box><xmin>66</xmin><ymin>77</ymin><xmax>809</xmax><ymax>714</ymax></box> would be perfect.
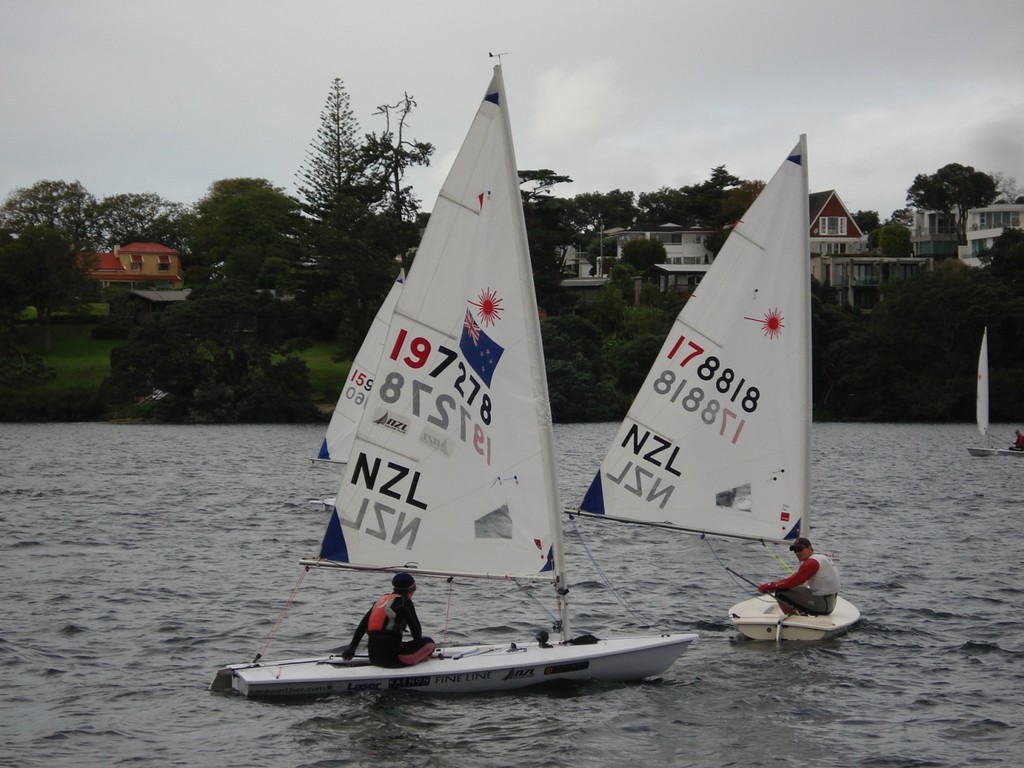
<box><xmin>728</xmin><ymin>595</ymin><xmax>860</xmax><ymax>641</ymax></box>
<box><xmin>966</xmin><ymin>447</ymin><xmax>1024</xmax><ymax>457</ymax></box>
<box><xmin>212</xmin><ymin>634</ymin><xmax>698</xmax><ymax>698</ymax></box>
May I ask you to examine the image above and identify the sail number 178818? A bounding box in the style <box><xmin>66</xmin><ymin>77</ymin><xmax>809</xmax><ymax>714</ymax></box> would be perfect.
<box><xmin>657</xmin><ymin>334</ymin><xmax>761</xmax><ymax>444</ymax></box>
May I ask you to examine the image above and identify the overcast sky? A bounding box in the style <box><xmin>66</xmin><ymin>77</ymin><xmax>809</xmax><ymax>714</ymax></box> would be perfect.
<box><xmin>3</xmin><ymin>0</ymin><xmax>1022</xmax><ymax>223</ymax></box>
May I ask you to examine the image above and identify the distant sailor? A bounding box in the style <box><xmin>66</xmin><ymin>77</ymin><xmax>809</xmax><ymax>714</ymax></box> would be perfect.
<box><xmin>757</xmin><ymin>537</ymin><xmax>840</xmax><ymax>616</ymax></box>
<box><xmin>340</xmin><ymin>572</ymin><xmax>436</xmax><ymax>667</ymax></box>
<box><xmin>1010</xmin><ymin>430</ymin><xmax>1024</xmax><ymax>451</ymax></box>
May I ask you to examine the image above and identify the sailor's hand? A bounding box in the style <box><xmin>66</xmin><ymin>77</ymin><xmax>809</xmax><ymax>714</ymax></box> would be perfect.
<box><xmin>339</xmin><ymin>645</ymin><xmax>356</xmax><ymax>660</ymax></box>
<box><xmin>757</xmin><ymin>583</ymin><xmax>773</xmax><ymax>593</ymax></box>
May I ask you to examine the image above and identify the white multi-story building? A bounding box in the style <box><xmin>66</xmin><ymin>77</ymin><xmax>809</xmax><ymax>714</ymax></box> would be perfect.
<box><xmin>959</xmin><ymin>203</ymin><xmax>1023</xmax><ymax>266</ymax></box>
<box><xmin>609</xmin><ymin>223</ymin><xmax>714</xmax><ymax>265</ymax></box>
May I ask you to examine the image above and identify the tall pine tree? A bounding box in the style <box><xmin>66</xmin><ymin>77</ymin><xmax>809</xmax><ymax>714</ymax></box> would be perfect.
<box><xmin>295</xmin><ymin>78</ymin><xmax>432</xmax><ymax>350</ymax></box>
<box><xmin>296</xmin><ymin>78</ymin><xmax>378</xmax><ymax>345</ymax></box>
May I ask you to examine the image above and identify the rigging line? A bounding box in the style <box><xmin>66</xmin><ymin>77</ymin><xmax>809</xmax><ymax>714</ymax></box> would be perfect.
<box><xmin>253</xmin><ymin>566</ymin><xmax>309</xmax><ymax>664</ymax></box>
<box><xmin>567</xmin><ymin>516</ymin><xmax>667</xmax><ymax>632</ymax></box>
<box><xmin>704</xmin><ymin>536</ymin><xmax>793</xmax><ymax>594</ymax></box>
<box><xmin>701</xmin><ymin>534</ymin><xmax>761</xmax><ymax>595</ymax></box>
<box><xmin>441</xmin><ymin>576</ymin><xmax>455</xmax><ymax>652</ymax></box>
<box><xmin>511</xmin><ymin>579</ymin><xmax>558</xmax><ymax>625</ymax></box>
<box><xmin>762</xmin><ymin>540</ymin><xmax>795</xmax><ymax>575</ymax></box>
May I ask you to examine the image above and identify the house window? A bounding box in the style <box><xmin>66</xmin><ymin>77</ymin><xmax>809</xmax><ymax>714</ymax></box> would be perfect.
<box><xmin>853</xmin><ymin>288</ymin><xmax>878</xmax><ymax>310</ymax></box>
<box><xmin>819</xmin><ymin>217</ymin><xmax>847</xmax><ymax>236</ymax></box>
<box><xmin>978</xmin><ymin>211</ymin><xmax>1020</xmax><ymax>229</ymax></box>
<box><xmin>158</xmin><ymin>263</ymin><xmax>169</xmax><ymax>272</ymax></box>
<box><xmin>890</xmin><ymin>263</ymin><xmax>921</xmax><ymax>280</ymax></box>
<box><xmin>852</xmin><ymin>264</ymin><xmax>878</xmax><ymax>285</ymax></box>
<box><xmin>821</xmin><ymin>242</ymin><xmax>848</xmax><ymax>255</ymax></box>
<box><xmin>131</xmin><ymin>262</ymin><xmax>143</xmax><ymax>272</ymax></box>
<box><xmin>925</xmin><ymin>213</ymin><xmax>955</xmax><ymax>235</ymax></box>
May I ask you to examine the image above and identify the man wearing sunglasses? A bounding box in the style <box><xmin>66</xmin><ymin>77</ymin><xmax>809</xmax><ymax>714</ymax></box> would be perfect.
<box><xmin>757</xmin><ymin>537</ymin><xmax>840</xmax><ymax>616</ymax></box>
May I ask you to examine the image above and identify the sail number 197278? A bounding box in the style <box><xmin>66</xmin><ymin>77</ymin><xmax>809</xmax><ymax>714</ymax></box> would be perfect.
<box><xmin>381</xmin><ymin>327</ymin><xmax>493</xmax><ymax>465</ymax></box>
<box><xmin>655</xmin><ymin>334</ymin><xmax>760</xmax><ymax>444</ymax></box>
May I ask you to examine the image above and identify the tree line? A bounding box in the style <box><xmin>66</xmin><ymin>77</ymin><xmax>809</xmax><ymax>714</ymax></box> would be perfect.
<box><xmin>1</xmin><ymin>76</ymin><xmax>1022</xmax><ymax>423</ymax></box>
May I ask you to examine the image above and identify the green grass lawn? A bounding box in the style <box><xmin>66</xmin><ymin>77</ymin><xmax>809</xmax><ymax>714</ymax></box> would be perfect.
<box><xmin>3</xmin><ymin>324</ymin><xmax>350</xmax><ymax>419</ymax></box>
<box><xmin>302</xmin><ymin>342</ymin><xmax>349</xmax><ymax>403</ymax></box>
<box><xmin>14</xmin><ymin>323</ymin><xmax>119</xmax><ymax>392</ymax></box>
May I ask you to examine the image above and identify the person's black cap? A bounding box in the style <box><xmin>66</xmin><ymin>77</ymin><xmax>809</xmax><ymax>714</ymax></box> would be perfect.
<box><xmin>789</xmin><ymin>537</ymin><xmax>812</xmax><ymax>551</ymax></box>
<box><xmin>392</xmin><ymin>572</ymin><xmax>416</xmax><ymax>592</ymax></box>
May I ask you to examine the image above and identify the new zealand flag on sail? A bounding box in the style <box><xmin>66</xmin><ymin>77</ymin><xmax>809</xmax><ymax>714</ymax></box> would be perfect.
<box><xmin>459</xmin><ymin>309</ymin><xmax>504</xmax><ymax>387</ymax></box>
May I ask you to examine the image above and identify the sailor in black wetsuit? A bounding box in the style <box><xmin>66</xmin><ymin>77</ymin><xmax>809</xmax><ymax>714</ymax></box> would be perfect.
<box><xmin>340</xmin><ymin>572</ymin><xmax>436</xmax><ymax>667</ymax></box>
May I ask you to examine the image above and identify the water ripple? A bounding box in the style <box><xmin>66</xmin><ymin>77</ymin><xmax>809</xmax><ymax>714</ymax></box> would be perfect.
<box><xmin>2</xmin><ymin>422</ymin><xmax>1023</xmax><ymax>767</ymax></box>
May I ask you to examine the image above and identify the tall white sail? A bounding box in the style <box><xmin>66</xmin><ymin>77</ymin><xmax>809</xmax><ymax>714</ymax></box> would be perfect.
<box><xmin>315</xmin><ymin>271</ymin><xmax>405</xmax><ymax>464</ymax></box>
<box><xmin>977</xmin><ymin>327</ymin><xmax>989</xmax><ymax>438</ymax></box>
<box><xmin>320</xmin><ymin>67</ymin><xmax>563</xmax><ymax>582</ymax></box>
<box><xmin>580</xmin><ymin>137</ymin><xmax>811</xmax><ymax>543</ymax></box>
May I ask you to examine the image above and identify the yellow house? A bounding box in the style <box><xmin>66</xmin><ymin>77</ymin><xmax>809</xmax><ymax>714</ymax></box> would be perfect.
<box><xmin>86</xmin><ymin>242</ymin><xmax>184</xmax><ymax>289</ymax></box>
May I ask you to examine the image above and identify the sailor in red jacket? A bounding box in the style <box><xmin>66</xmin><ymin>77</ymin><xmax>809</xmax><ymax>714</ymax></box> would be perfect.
<box><xmin>1010</xmin><ymin>430</ymin><xmax>1024</xmax><ymax>451</ymax></box>
<box><xmin>758</xmin><ymin>537</ymin><xmax>841</xmax><ymax>616</ymax></box>
<box><xmin>340</xmin><ymin>572</ymin><xmax>436</xmax><ymax>667</ymax></box>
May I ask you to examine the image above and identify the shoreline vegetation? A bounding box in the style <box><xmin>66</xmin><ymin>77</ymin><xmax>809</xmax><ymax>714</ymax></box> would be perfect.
<box><xmin>0</xmin><ymin>316</ymin><xmax>995</xmax><ymax>426</ymax></box>
<box><xmin>0</xmin><ymin>323</ymin><xmax>342</xmax><ymax>423</ymax></box>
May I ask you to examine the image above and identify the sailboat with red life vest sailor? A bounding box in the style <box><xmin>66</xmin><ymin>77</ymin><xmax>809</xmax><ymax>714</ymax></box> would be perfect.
<box><xmin>574</xmin><ymin>136</ymin><xmax>860</xmax><ymax>641</ymax></box>
<box><xmin>211</xmin><ymin>64</ymin><xmax>697</xmax><ymax>697</ymax></box>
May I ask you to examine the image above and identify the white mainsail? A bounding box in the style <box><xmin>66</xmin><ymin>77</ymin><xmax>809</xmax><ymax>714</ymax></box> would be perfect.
<box><xmin>976</xmin><ymin>327</ymin><xmax>989</xmax><ymax>438</ymax></box>
<box><xmin>319</xmin><ymin>67</ymin><xmax>565</xmax><ymax>586</ymax></box>
<box><xmin>580</xmin><ymin>137</ymin><xmax>811</xmax><ymax>544</ymax></box>
<box><xmin>315</xmin><ymin>271</ymin><xmax>405</xmax><ymax>464</ymax></box>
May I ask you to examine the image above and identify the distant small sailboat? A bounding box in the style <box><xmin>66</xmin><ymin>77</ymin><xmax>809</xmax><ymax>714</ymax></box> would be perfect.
<box><xmin>212</xmin><ymin>65</ymin><xmax>696</xmax><ymax>698</ymax></box>
<box><xmin>577</xmin><ymin>135</ymin><xmax>860</xmax><ymax>641</ymax></box>
<box><xmin>967</xmin><ymin>328</ymin><xmax>1024</xmax><ymax>457</ymax></box>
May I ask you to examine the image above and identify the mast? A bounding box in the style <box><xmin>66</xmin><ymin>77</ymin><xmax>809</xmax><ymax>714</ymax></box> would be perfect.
<box><xmin>494</xmin><ymin>65</ymin><xmax>571</xmax><ymax>640</ymax></box>
<box><xmin>797</xmin><ymin>134</ymin><xmax>812</xmax><ymax>538</ymax></box>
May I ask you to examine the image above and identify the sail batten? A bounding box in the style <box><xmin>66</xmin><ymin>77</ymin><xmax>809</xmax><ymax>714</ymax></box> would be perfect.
<box><xmin>436</xmin><ymin>189</ymin><xmax>484</xmax><ymax>215</ymax></box>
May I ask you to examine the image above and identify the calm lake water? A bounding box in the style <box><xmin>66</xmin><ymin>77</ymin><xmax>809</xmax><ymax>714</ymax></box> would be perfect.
<box><xmin>2</xmin><ymin>422</ymin><xmax>1021</xmax><ymax>767</ymax></box>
